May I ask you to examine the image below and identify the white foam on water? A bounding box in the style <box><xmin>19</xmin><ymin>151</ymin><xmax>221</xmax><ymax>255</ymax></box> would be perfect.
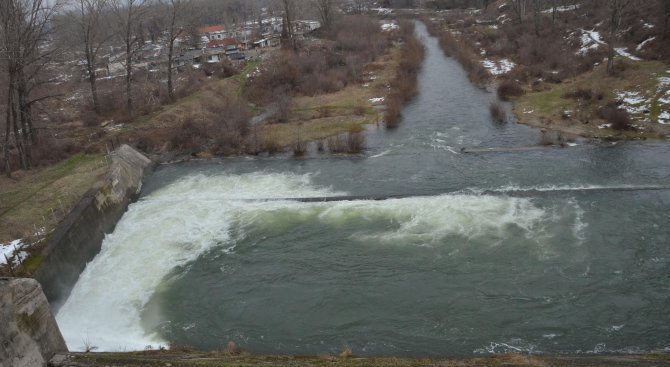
<box><xmin>56</xmin><ymin>172</ymin><xmax>343</xmax><ymax>352</ymax></box>
<box><xmin>474</xmin><ymin>339</ymin><xmax>539</xmax><ymax>354</ymax></box>
<box><xmin>315</xmin><ymin>195</ymin><xmax>546</xmax><ymax>246</ymax></box>
<box><xmin>56</xmin><ymin>172</ymin><xmax>587</xmax><ymax>352</ymax></box>
<box><xmin>369</xmin><ymin>150</ymin><xmax>391</xmax><ymax>158</ymax></box>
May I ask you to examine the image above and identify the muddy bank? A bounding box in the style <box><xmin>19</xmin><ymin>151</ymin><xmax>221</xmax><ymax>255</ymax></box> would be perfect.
<box><xmin>49</xmin><ymin>351</ymin><xmax>670</xmax><ymax>367</ymax></box>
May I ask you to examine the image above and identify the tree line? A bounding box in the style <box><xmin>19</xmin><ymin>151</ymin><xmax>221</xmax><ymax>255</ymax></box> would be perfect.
<box><xmin>0</xmin><ymin>0</ymin><xmax>365</xmax><ymax>177</ymax></box>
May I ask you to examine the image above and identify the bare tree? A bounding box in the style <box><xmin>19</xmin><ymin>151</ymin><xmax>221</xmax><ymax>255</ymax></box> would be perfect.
<box><xmin>1</xmin><ymin>0</ymin><xmax>65</xmax><ymax>175</ymax></box>
<box><xmin>158</xmin><ymin>0</ymin><xmax>197</xmax><ymax>102</ymax></box>
<box><xmin>110</xmin><ymin>0</ymin><xmax>148</xmax><ymax>116</ymax></box>
<box><xmin>351</xmin><ymin>0</ymin><xmax>371</xmax><ymax>14</ymax></box>
<box><xmin>312</xmin><ymin>0</ymin><xmax>336</xmax><ymax>31</ymax></box>
<box><xmin>532</xmin><ymin>0</ymin><xmax>541</xmax><ymax>35</ymax></box>
<box><xmin>661</xmin><ymin>0</ymin><xmax>670</xmax><ymax>38</ymax></box>
<box><xmin>67</xmin><ymin>0</ymin><xmax>112</xmax><ymax>115</ymax></box>
<box><xmin>510</xmin><ymin>0</ymin><xmax>529</xmax><ymax>23</ymax></box>
<box><xmin>281</xmin><ymin>0</ymin><xmax>297</xmax><ymax>50</ymax></box>
<box><xmin>607</xmin><ymin>0</ymin><xmax>631</xmax><ymax>74</ymax></box>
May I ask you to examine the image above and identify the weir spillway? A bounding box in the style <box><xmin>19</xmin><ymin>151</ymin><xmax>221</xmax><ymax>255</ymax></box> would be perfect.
<box><xmin>54</xmin><ymin>22</ymin><xmax>670</xmax><ymax>356</ymax></box>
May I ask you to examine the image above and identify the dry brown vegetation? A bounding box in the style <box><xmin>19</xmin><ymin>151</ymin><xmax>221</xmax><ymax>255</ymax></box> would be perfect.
<box><xmin>497</xmin><ymin>80</ymin><xmax>524</xmax><ymax>101</ymax></box>
<box><xmin>489</xmin><ymin>101</ymin><xmax>506</xmax><ymax>123</ymax></box>
<box><xmin>384</xmin><ymin>20</ymin><xmax>425</xmax><ymax>128</ymax></box>
<box><xmin>245</xmin><ymin>15</ymin><xmax>391</xmax><ymax>105</ymax></box>
<box><xmin>424</xmin><ymin>1</ymin><xmax>670</xmax><ymax>139</ymax></box>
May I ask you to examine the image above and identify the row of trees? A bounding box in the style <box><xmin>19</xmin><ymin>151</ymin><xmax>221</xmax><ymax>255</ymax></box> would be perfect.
<box><xmin>0</xmin><ymin>0</ymin><xmax>203</xmax><ymax>176</ymax></box>
<box><xmin>508</xmin><ymin>0</ymin><xmax>670</xmax><ymax>74</ymax></box>
<box><xmin>0</xmin><ymin>0</ymin><xmax>373</xmax><ymax>176</ymax></box>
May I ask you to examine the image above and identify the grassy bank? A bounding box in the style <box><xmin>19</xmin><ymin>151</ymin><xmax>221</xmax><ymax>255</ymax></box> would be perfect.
<box><xmin>0</xmin><ymin>154</ymin><xmax>106</xmax><ymax>275</ymax></box>
<box><xmin>514</xmin><ymin>62</ymin><xmax>670</xmax><ymax>139</ymax></box>
<box><xmin>53</xmin><ymin>351</ymin><xmax>670</xmax><ymax>367</ymax></box>
<box><xmin>422</xmin><ymin>3</ymin><xmax>670</xmax><ymax>140</ymax></box>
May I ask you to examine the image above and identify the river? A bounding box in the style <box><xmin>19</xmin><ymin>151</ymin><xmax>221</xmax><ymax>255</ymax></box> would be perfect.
<box><xmin>56</xmin><ymin>22</ymin><xmax>670</xmax><ymax>356</ymax></box>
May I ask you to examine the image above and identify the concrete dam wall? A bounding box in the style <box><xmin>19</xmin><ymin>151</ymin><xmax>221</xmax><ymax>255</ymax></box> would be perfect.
<box><xmin>33</xmin><ymin>145</ymin><xmax>153</xmax><ymax>310</ymax></box>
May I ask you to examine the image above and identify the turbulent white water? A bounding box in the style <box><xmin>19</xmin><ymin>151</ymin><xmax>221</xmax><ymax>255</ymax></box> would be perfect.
<box><xmin>55</xmin><ymin>172</ymin><xmax>341</xmax><ymax>351</ymax></box>
<box><xmin>56</xmin><ymin>171</ymin><xmax>563</xmax><ymax>351</ymax></box>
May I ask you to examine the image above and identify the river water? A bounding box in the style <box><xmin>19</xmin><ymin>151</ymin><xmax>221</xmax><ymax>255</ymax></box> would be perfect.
<box><xmin>56</xmin><ymin>22</ymin><xmax>670</xmax><ymax>356</ymax></box>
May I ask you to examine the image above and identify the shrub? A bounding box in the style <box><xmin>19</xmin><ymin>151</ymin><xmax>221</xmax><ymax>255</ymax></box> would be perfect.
<box><xmin>598</xmin><ymin>105</ymin><xmax>633</xmax><ymax>130</ymax></box>
<box><xmin>489</xmin><ymin>102</ymin><xmax>506</xmax><ymax>123</ymax></box>
<box><xmin>327</xmin><ymin>131</ymin><xmax>365</xmax><ymax>153</ymax></box>
<box><xmin>563</xmin><ymin>88</ymin><xmax>594</xmax><ymax>101</ymax></box>
<box><xmin>497</xmin><ymin>80</ymin><xmax>525</xmax><ymax>101</ymax></box>
<box><xmin>292</xmin><ymin>139</ymin><xmax>307</xmax><ymax>156</ymax></box>
<box><xmin>384</xmin><ymin>32</ymin><xmax>425</xmax><ymax>129</ymax></box>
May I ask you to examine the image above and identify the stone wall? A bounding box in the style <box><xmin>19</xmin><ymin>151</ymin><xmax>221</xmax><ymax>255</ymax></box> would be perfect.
<box><xmin>33</xmin><ymin>145</ymin><xmax>153</xmax><ymax>310</ymax></box>
<box><xmin>0</xmin><ymin>278</ymin><xmax>67</xmax><ymax>367</ymax></box>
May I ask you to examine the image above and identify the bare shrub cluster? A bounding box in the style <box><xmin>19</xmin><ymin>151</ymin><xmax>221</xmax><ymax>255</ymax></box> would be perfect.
<box><xmin>598</xmin><ymin>105</ymin><xmax>633</xmax><ymax>131</ymax></box>
<box><xmin>133</xmin><ymin>84</ymin><xmax>252</xmax><ymax>156</ymax></box>
<box><xmin>245</xmin><ymin>15</ymin><xmax>390</xmax><ymax>105</ymax></box>
<box><xmin>496</xmin><ymin>80</ymin><xmax>525</xmax><ymax>101</ymax></box>
<box><xmin>489</xmin><ymin>102</ymin><xmax>507</xmax><ymax>123</ymax></box>
<box><xmin>327</xmin><ymin>131</ymin><xmax>365</xmax><ymax>153</ymax></box>
<box><xmin>385</xmin><ymin>24</ymin><xmax>425</xmax><ymax>128</ymax></box>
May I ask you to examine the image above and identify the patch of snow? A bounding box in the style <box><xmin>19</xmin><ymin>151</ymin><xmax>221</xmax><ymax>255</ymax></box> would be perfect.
<box><xmin>372</xmin><ymin>8</ymin><xmax>392</xmax><ymax>15</ymax></box>
<box><xmin>104</xmin><ymin>123</ymin><xmax>125</xmax><ymax>133</ymax></box>
<box><xmin>598</xmin><ymin>123</ymin><xmax>612</xmax><ymax>129</ymax></box>
<box><xmin>658</xmin><ymin>77</ymin><xmax>670</xmax><ymax>89</ymax></box>
<box><xmin>659</xmin><ymin>90</ymin><xmax>670</xmax><ymax>105</ymax></box>
<box><xmin>369</xmin><ymin>97</ymin><xmax>385</xmax><ymax>104</ymax></box>
<box><xmin>578</xmin><ymin>29</ymin><xmax>604</xmax><ymax>55</ymax></box>
<box><xmin>488</xmin><ymin>25</ymin><xmax>499</xmax><ymax>29</ymax></box>
<box><xmin>636</xmin><ymin>37</ymin><xmax>655</xmax><ymax>51</ymax></box>
<box><xmin>542</xmin><ymin>4</ymin><xmax>580</xmax><ymax>13</ymax></box>
<box><xmin>615</xmin><ymin>47</ymin><xmax>641</xmax><ymax>61</ymax></box>
<box><xmin>481</xmin><ymin>58</ymin><xmax>515</xmax><ymax>76</ymax></box>
<box><xmin>566</xmin><ymin>142</ymin><xmax>578</xmax><ymax>147</ymax></box>
<box><xmin>659</xmin><ymin>111</ymin><xmax>670</xmax><ymax>125</ymax></box>
<box><xmin>615</xmin><ymin>91</ymin><xmax>649</xmax><ymax>114</ymax></box>
<box><xmin>381</xmin><ymin>21</ymin><xmax>399</xmax><ymax>32</ymax></box>
<box><xmin>65</xmin><ymin>93</ymin><xmax>81</xmax><ymax>102</ymax></box>
<box><xmin>0</xmin><ymin>239</ymin><xmax>28</xmax><ymax>267</ymax></box>
<box><xmin>643</xmin><ymin>22</ymin><xmax>655</xmax><ymax>29</ymax></box>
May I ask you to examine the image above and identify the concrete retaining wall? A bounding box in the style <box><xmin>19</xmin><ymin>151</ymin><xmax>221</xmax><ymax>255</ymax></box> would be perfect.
<box><xmin>33</xmin><ymin>145</ymin><xmax>153</xmax><ymax>310</ymax></box>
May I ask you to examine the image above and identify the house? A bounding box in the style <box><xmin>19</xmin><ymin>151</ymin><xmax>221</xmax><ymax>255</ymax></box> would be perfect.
<box><xmin>293</xmin><ymin>20</ymin><xmax>321</xmax><ymax>34</ymax></box>
<box><xmin>174</xmin><ymin>48</ymin><xmax>205</xmax><ymax>67</ymax></box>
<box><xmin>199</xmin><ymin>25</ymin><xmax>228</xmax><ymax>41</ymax></box>
<box><xmin>252</xmin><ymin>35</ymin><xmax>280</xmax><ymax>48</ymax></box>
<box><xmin>207</xmin><ymin>38</ymin><xmax>237</xmax><ymax>49</ymax></box>
<box><xmin>224</xmin><ymin>45</ymin><xmax>245</xmax><ymax>61</ymax></box>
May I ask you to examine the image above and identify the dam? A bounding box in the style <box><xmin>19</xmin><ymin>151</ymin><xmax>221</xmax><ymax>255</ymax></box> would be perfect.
<box><xmin>54</xmin><ymin>22</ymin><xmax>670</xmax><ymax>356</ymax></box>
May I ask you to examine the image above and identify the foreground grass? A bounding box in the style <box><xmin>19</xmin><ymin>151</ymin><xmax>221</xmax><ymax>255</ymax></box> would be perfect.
<box><xmin>514</xmin><ymin>61</ymin><xmax>670</xmax><ymax>139</ymax></box>
<box><xmin>0</xmin><ymin>154</ymin><xmax>106</xmax><ymax>255</ymax></box>
<box><xmin>56</xmin><ymin>351</ymin><xmax>670</xmax><ymax>367</ymax></box>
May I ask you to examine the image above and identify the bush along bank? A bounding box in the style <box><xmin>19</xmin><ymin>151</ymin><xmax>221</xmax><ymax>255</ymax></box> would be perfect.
<box><xmin>384</xmin><ymin>20</ymin><xmax>426</xmax><ymax>128</ymax></box>
<box><xmin>422</xmin><ymin>4</ymin><xmax>670</xmax><ymax>140</ymax></box>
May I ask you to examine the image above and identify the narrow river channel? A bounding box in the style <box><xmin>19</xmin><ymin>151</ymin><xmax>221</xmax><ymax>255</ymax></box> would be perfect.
<box><xmin>56</xmin><ymin>22</ymin><xmax>670</xmax><ymax>356</ymax></box>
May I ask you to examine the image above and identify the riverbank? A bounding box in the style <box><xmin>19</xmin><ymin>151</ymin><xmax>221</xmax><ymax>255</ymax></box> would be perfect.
<box><xmin>420</xmin><ymin>3</ymin><xmax>670</xmax><ymax>140</ymax></box>
<box><xmin>50</xmin><ymin>351</ymin><xmax>670</xmax><ymax>367</ymax></box>
<box><xmin>48</xmin><ymin>18</ymin><xmax>670</xmax><ymax>359</ymax></box>
<box><xmin>0</xmin><ymin>17</ymin><xmax>423</xmax><ymax>277</ymax></box>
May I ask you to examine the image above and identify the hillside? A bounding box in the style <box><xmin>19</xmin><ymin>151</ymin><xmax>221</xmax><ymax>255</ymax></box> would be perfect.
<box><xmin>423</xmin><ymin>0</ymin><xmax>670</xmax><ymax>140</ymax></box>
